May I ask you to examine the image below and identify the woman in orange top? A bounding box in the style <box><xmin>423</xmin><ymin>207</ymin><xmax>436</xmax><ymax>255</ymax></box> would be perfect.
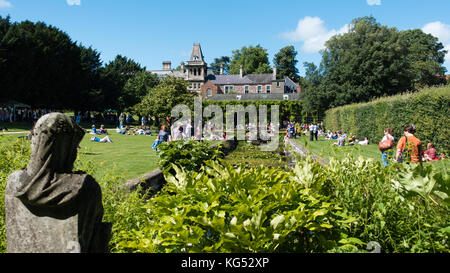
<box><xmin>395</xmin><ymin>125</ymin><xmax>423</xmax><ymax>165</ymax></box>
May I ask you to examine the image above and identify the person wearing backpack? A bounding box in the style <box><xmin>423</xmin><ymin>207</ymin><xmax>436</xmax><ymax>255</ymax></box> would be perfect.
<box><xmin>395</xmin><ymin>125</ymin><xmax>423</xmax><ymax>166</ymax></box>
<box><xmin>379</xmin><ymin>128</ymin><xmax>395</xmax><ymax>167</ymax></box>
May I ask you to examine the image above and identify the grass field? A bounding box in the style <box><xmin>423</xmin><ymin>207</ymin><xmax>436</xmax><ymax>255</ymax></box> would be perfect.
<box><xmin>294</xmin><ymin>135</ymin><xmax>448</xmax><ymax>171</ymax></box>
<box><xmin>0</xmin><ymin>129</ymin><xmax>160</xmax><ymax>181</ymax></box>
<box><xmin>78</xmin><ymin>131</ymin><xmax>159</xmax><ymax>180</ymax></box>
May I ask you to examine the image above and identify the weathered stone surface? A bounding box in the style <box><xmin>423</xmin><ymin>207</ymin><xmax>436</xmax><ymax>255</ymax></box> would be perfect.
<box><xmin>5</xmin><ymin>113</ymin><xmax>111</xmax><ymax>253</ymax></box>
<box><xmin>6</xmin><ymin>172</ymin><xmax>80</xmax><ymax>253</ymax></box>
<box><xmin>121</xmin><ymin>168</ymin><xmax>166</xmax><ymax>194</ymax></box>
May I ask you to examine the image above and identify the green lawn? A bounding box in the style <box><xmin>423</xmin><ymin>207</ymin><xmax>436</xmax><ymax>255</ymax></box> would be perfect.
<box><xmin>294</xmin><ymin>135</ymin><xmax>448</xmax><ymax>172</ymax></box>
<box><xmin>78</xmin><ymin>131</ymin><xmax>159</xmax><ymax>180</ymax></box>
<box><xmin>0</xmin><ymin>122</ymin><xmax>33</xmax><ymax>132</ymax></box>
<box><xmin>0</xmin><ymin>130</ymin><xmax>160</xmax><ymax>181</ymax></box>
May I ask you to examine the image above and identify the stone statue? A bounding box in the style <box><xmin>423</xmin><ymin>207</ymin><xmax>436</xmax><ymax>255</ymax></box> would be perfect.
<box><xmin>5</xmin><ymin>113</ymin><xmax>111</xmax><ymax>253</ymax></box>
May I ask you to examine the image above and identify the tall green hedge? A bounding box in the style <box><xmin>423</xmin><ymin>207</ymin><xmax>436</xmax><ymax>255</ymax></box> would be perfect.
<box><xmin>323</xmin><ymin>85</ymin><xmax>450</xmax><ymax>154</ymax></box>
<box><xmin>203</xmin><ymin>100</ymin><xmax>304</xmax><ymax>123</ymax></box>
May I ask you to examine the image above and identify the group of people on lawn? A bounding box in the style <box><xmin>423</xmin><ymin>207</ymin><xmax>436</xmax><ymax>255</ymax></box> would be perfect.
<box><xmin>381</xmin><ymin>125</ymin><xmax>444</xmax><ymax>166</ymax></box>
<box><xmin>326</xmin><ymin>125</ymin><xmax>444</xmax><ymax>166</ymax></box>
<box><xmin>285</xmin><ymin>122</ymin><xmax>324</xmax><ymax>140</ymax></box>
<box><xmin>327</xmin><ymin>131</ymin><xmax>369</xmax><ymax>146</ymax></box>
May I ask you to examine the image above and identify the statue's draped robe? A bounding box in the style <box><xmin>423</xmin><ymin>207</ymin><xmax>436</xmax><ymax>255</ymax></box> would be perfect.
<box><xmin>10</xmin><ymin>113</ymin><xmax>106</xmax><ymax>252</ymax></box>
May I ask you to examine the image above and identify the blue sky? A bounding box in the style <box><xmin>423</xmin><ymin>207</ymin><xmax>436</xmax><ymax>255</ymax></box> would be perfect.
<box><xmin>1</xmin><ymin>0</ymin><xmax>450</xmax><ymax>75</ymax></box>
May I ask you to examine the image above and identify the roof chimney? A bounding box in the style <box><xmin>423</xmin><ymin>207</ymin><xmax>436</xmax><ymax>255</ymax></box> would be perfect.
<box><xmin>240</xmin><ymin>65</ymin><xmax>243</xmax><ymax>78</ymax></box>
<box><xmin>272</xmin><ymin>65</ymin><xmax>277</xmax><ymax>80</ymax></box>
<box><xmin>220</xmin><ymin>64</ymin><xmax>223</xmax><ymax>75</ymax></box>
<box><xmin>180</xmin><ymin>62</ymin><xmax>185</xmax><ymax>73</ymax></box>
<box><xmin>163</xmin><ymin>61</ymin><xmax>171</xmax><ymax>71</ymax></box>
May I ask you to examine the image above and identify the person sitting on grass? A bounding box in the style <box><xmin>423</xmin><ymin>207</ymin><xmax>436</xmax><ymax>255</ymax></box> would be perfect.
<box><xmin>423</xmin><ymin>143</ymin><xmax>439</xmax><ymax>162</ymax></box>
<box><xmin>153</xmin><ymin>125</ymin><xmax>169</xmax><ymax>151</ymax></box>
<box><xmin>124</xmin><ymin>125</ymin><xmax>131</xmax><ymax>135</ymax></box>
<box><xmin>332</xmin><ymin>132</ymin><xmax>345</xmax><ymax>146</ymax></box>
<box><xmin>91</xmin><ymin>125</ymin><xmax>98</xmax><ymax>135</ymax></box>
<box><xmin>358</xmin><ymin>137</ymin><xmax>369</xmax><ymax>146</ymax></box>
<box><xmin>134</xmin><ymin>126</ymin><xmax>145</xmax><ymax>135</ymax></box>
<box><xmin>116</xmin><ymin>127</ymin><xmax>126</xmax><ymax>135</ymax></box>
<box><xmin>99</xmin><ymin>125</ymin><xmax>108</xmax><ymax>135</ymax></box>
<box><xmin>90</xmin><ymin>135</ymin><xmax>113</xmax><ymax>143</ymax></box>
<box><xmin>348</xmin><ymin>134</ymin><xmax>357</xmax><ymax>146</ymax></box>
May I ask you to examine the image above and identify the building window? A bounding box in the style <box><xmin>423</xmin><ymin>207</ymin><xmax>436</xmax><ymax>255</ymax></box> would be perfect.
<box><xmin>245</xmin><ymin>86</ymin><xmax>249</xmax><ymax>94</ymax></box>
<box><xmin>206</xmin><ymin>88</ymin><xmax>212</xmax><ymax>97</ymax></box>
<box><xmin>257</xmin><ymin>86</ymin><xmax>262</xmax><ymax>93</ymax></box>
<box><xmin>276</xmin><ymin>81</ymin><xmax>281</xmax><ymax>87</ymax></box>
<box><xmin>225</xmin><ymin>85</ymin><xmax>234</xmax><ymax>94</ymax></box>
<box><xmin>266</xmin><ymin>85</ymin><xmax>271</xmax><ymax>93</ymax></box>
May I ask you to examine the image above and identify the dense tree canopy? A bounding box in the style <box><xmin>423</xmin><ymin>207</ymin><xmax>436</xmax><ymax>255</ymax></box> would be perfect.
<box><xmin>0</xmin><ymin>16</ymin><xmax>147</xmax><ymax>112</ymax></box>
<box><xmin>209</xmin><ymin>56</ymin><xmax>231</xmax><ymax>75</ymax></box>
<box><xmin>0</xmin><ymin>16</ymin><xmax>85</xmax><ymax>108</ymax></box>
<box><xmin>100</xmin><ymin>55</ymin><xmax>146</xmax><ymax>111</ymax></box>
<box><xmin>273</xmin><ymin>45</ymin><xmax>300</xmax><ymax>82</ymax></box>
<box><xmin>228</xmin><ymin>45</ymin><xmax>273</xmax><ymax>75</ymax></box>
<box><xmin>302</xmin><ymin>16</ymin><xmax>448</xmax><ymax>115</ymax></box>
<box><xmin>120</xmin><ymin>71</ymin><xmax>159</xmax><ymax>111</ymax></box>
<box><xmin>134</xmin><ymin>77</ymin><xmax>197</xmax><ymax>123</ymax></box>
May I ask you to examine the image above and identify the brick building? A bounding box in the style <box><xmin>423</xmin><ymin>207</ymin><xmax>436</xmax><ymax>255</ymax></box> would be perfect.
<box><xmin>149</xmin><ymin>43</ymin><xmax>301</xmax><ymax>100</ymax></box>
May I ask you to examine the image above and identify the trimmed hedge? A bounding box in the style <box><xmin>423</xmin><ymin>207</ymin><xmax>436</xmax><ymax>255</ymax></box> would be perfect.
<box><xmin>323</xmin><ymin>85</ymin><xmax>450</xmax><ymax>154</ymax></box>
<box><xmin>203</xmin><ymin>100</ymin><xmax>304</xmax><ymax>123</ymax></box>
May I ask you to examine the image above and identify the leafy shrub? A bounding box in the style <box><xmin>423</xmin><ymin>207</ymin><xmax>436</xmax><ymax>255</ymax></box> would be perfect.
<box><xmin>116</xmin><ymin>160</ymin><xmax>357</xmax><ymax>253</ymax></box>
<box><xmin>323</xmin><ymin>85</ymin><xmax>450</xmax><ymax>154</ymax></box>
<box><xmin>0</xmin><ymin>137</ymin><xmax>30</xmax><ymax>253</ymax></box>
<box><xmin>203</xmin><ymin>100</ymin><xmax>304</xmax><ymax>124</ymax></box>
<box><xmin>315</xmin><ymin>155</ymin><xmax>450</xmax><ymax>253</ymax></box>
<box><xmin>157</xmin><ymin>140</ymin><xmax>222</xmax><ymax>174</ymax></box>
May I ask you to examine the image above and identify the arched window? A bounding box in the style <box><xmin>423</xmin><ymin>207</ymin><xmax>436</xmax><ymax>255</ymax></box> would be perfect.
<box><xmin>206</xmin><ymin>88</ymin><xmax>212</xmax><ymax>97</ymax></box>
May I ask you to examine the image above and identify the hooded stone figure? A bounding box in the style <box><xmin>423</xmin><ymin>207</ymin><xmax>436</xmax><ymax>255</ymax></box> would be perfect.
<box><xmin>5</xmin><ymin>113</ymin><xmax>111</xmax><ymax>253</ymax></box>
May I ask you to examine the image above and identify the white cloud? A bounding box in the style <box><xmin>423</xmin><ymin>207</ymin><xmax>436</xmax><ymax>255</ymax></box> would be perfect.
<box><xmin>422</xmin><ymin>21</ymin><xmax>450</xmax><ymax>43</ymax></box>
<box><xmin>0</xmin><ymin>0</ymin><xmax>12</xmax><ymax>8</ymax></box>
<box><xmin>67</xmin><ymin>0</ymin><xmax>81</xmax><ymax>6</ymax></box>
<box><xmin>367</xmin><ymin>0</ymin><xmax>382</xmax><ymax>6</ymax></box>
<box><xmin>422</xmin><ymin>21</ymin><xmax>450</xmax><ymax>63</ymax></box>
<box><xmin>281</xmin><ymin>16</ymin><xmax>350</xmax><ymax>53</ymax></box>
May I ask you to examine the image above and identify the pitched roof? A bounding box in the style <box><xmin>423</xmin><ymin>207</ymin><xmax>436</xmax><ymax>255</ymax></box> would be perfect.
<box><xmin>245</xmin><ymin>74</ymin><xmax>273</xmax><ymax>84</ymax></box>
<box><xmin>149</xmin><ymin>70</ymin><xmax>186</xmax><ymax>79</ymax></box>
<box><xmin>207</xmin><ymin>74</ymin><xmax>253</xmax><ymax>85</ymax></box>
<box><xmin>205</xmin><ymin>93</ymin><xmax>301</xmax><ymax>101</ymax></box>
<box><xmin>189</xmin><ymin>43</ymin><xmax>205</xmax><ymax>63</ymax></box>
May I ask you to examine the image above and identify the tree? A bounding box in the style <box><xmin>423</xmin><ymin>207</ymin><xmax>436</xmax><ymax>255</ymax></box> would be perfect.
<box><xmin>228</xmin><ymin>45</ymin><xmax>273</xmax><ymax>75</ymax></box>
<box><xmin>100</xmin><ymin>55</ymin><xmax>145</xmax><ymax>111</ymax></box>
<box><xmin>0</xmin><ymin>18</ymin><xmax>85</xmax><ymax>108</ymax></box>
<box><xmin>210</xmin><ymin>56</ymin><xmax>231</xmax><ymax>75</ymax></box>
<box><xmin>399</xmin><ymin>29</ymin><xmax>447</xmax><ymax>87</ymax></box>
<box><xmin>77</xmin><ymin>45</ymin><xmax>104</xmax><ymax>111</ymax></box>
<box><xmin>273</xmin><ymin>45</ymin><xmax>299</xmax><ymax>81</ymax></box>
<box><xmin>120</xmin><ymin>71</ymin><xmax>159</xmax><ymax>111</ymax></box>
<box><xmin>134</xmin><ymin>77</ymin><xmax>196</xmax><ymax>124</ymax></box>
<box><xmin>305</xmin><ymin>16</ymin><xmax>449</xmax><ymax>113</ymax></box>
<box><xmin>0</xmin><ymin>16</ymin><xmax>12</xmax><ymax>102</ymax></box>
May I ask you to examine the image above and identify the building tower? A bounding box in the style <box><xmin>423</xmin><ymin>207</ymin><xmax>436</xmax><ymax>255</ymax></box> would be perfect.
<box><xmin>185</xmin><ymin>43</ymin><xmax>207</xmax><ymax>94</ymax></box>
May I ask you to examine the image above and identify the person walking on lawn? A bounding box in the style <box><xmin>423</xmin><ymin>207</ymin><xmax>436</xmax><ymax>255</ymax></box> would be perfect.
<box><xmin>379</xmin><ymin>128</ymin><xmax>395</xmax><ymax>167</ymax></box>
